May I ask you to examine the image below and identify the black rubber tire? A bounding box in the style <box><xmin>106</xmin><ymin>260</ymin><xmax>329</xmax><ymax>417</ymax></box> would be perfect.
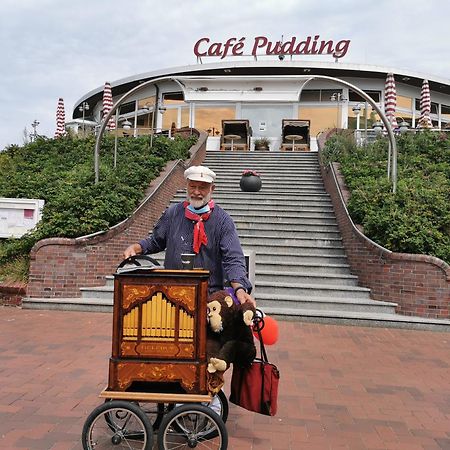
<box><xmin>104</xmin><ymin>398</ymin><xmax>166</xmax><ymax>430</ymax></box>
<box><xmin>169</xmin><ymin>389</ymin><xmax>229</xmax><ymax>438</ymax></box>
<box><xmin>157</xmin><ymin>403</ymin><xmax>228</xmax><ymax>450</ymax></box>
<box><xmin>82</xmin><ymin>400</ymin><xmax>153</xmax><ymax>450</ymax></box>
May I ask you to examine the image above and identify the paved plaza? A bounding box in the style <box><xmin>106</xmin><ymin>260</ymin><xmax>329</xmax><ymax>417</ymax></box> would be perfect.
<box><xmin>1</xmin><ymin>307</ymin><xmax>450</xmax><ymax>449</ymax></box>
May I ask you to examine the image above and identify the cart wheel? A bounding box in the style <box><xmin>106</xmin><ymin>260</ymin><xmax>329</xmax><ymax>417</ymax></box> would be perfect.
<box><xmin>206</xmin><ymin>390</ymin><xmax>229</xmax><ymax>424</ymax></box>
<box><xmin>104</xmin><ymin>398</ymin><xmax>166</xmax><ymax>430</ymax></box>
<box><xmin>171</xmin><ymin>389</ymin><xmax>228</xmax><ymax>438</ymax></box>
<box><xmin>82</xmin><ymin>400</ymin><xmax>153</xmax><ymax>450</ymax></box>
<box><xmin>157</xmin><ymin>403</ymin><xmax>228</xmax><ymax>450</ymax></box>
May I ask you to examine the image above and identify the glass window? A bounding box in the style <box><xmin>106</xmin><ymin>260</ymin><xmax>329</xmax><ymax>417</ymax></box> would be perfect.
<box><xmin>299</xmin><ymin>106</ymin><xmax>340</xmax><ymax>135</ymax></box>
<box><xmin>301</xmin><ymin>90</ymin><xmax>320</xmax><ymax>102</ymax></box>
<box><xmin>181</xmin><ymin>108</ymin><xmax>190</xmax><ymax>128</ymax></box>
<box><xmin>162</xmin><ymin>109</ymin><xmax>178</xmax><ymax>130</ymax></box>
<box><xmin>397</xmin><ymin>95</ymin><xmax>412</xmax><ymax>109</ymax></box>
<box><xmin>138</xmin><ymin>96</ymin><xmax>156</xmax><ymax>109</ymax></box>
<box><xmin>119</xmin><ymin>101</ymin><xmax>136</xmax><ymax>115</ymax></box>
<box><xmin>415</xmin><ymin>99</ymin><xmax>439</xmax><ymax>114</ymax></box>
<box><xmin>321</xmin><ymin>89</ymin><xmax>342</xmax><ymax>102</ymax></box>
<box><xmin>441</xmin><ymin>104</ymin><xmax>450</xmax><ymax>124</ymax></box>
<box><xmin>163</xmin><ymin>92</ymin><xmax>184</xmax><ymax>104</ymax></box>
<box><xmin>349</xmin><ymin>90</ymin><xmax>381</xmax><ymax>103</ymax></box>
<box><xmin>442</xmin><ymin>104</ymin><xmax>450</xmax><ymax>115</ymax></box>
<box><xmin>23</xmin><ymin>209</ymin><xmax>34</xmax><ymax>219</ymax></box>
<box><xmin>194</xmin><ymin>106</ymin><xmax>235</xmax><ymax>134</ymax></box>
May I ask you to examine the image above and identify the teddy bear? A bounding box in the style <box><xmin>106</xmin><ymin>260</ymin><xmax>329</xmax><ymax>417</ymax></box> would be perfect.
<box><xmin>206</xmin><ymin>290</ymin><xmax>257</xmax><ymax>375</ymax></box>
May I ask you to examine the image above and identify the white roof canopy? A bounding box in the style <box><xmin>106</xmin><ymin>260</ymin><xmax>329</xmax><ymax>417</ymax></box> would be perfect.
<box><xmin>176</xmin><ymin>76</ymin><xmax>314</xmax><ymax>102</ymax></box>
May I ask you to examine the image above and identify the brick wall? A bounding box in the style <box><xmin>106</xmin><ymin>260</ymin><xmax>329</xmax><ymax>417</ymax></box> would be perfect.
<box><xmin>0</xmin><ymin>282</ymin><xmax>26</xmax><ymax>306</ymax></box>
<box><xmin>318</xmin><ymin>131</ymin><xmax>450</xmax><ymax>319</ymax></box>
<box><xmin>25</xmin><ymin>130</ymin><xmax>207</xmax><ymax>300</ymax></box>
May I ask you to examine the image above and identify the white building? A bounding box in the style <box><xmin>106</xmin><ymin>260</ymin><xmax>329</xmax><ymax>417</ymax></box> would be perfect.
<box><xmin>0</xmin><ymin>198</ymin><xmax>44</xmax><ymax>238</ymax></box>
<box><xmin>72</xmin><ymin>59</ymin><xmax>450</xmax><ymax>151</ymax></box>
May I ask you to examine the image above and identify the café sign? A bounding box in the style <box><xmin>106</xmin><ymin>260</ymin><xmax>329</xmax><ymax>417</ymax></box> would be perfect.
<box><xmin>194</xmin><ymin>35</ymin><xmax>350</xmax><ymax>60</ymax></box>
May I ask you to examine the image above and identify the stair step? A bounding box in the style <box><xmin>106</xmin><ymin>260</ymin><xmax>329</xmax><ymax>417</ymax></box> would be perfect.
<box><xmin>171</xmin><ymin>198</ymin><xmax>334</xmax><ymax>211</ymax></box>
<box><xmin>256</xmin><ymin>293</ymin><xmax>396</xmax><ymax>313</ymax></box>
<box><xmin>256</xmin><ymin>270</ymin><xmax>358</xmax><ymax>286</ymax></box>
<box><xmin>249</xmin><ymin>252</ymin><xmax>349</xmax><ymax>264</ymax></box>
<box><xmin>255</xmin><ymin>281</ymin><xmax>371</xmax><ymax>298</ymax></box>
<box><xmin>242</xmin><ymin>243</ymin><xmax>346</xmax><ymax>256</ymax></box>
<box><xmin>239</xmin><ymin>236</ymin><xmax>342</xmax><ymax>247</ymax></box>
<box><xmin>236</xmin><ymin>222</ymin><xmax>340</xmax><ymax>232</ymax></box>
<box><xmin>256</xmin><ymin>261</ymin><xmax>352</xmax><ymax>275</ymax></box>
<box><xmin>181</xmin><ymin>191</ymin><xmax>332</xmax><ymax>201</ymax></box>
<box><xmin>238</xmin><ymin>228</ymin><xmax>341</xmax><ymax>238</ymax></box>
<box><xmin>261</xmin><ymin>307</ymin><xmax>450</xmax><ymax>331</ymax></box>
<box><xmin>231</xmin><ymin>213</ymin><xmax>338</xmax><ymax>224</ymax></box>
<box><xmin>80</xmin><ymin>285</ymin><xmax>114</xmax><ymax>300</ymax></box>
<box><xmin>22</xmin><ymin>297</ymin><xmax>112</xmax><ymax>312</ymax></box>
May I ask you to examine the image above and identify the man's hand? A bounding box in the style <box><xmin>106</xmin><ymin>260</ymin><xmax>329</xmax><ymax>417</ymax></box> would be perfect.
<box><xmin>123</xmin><ymin>243</ymin><xmax>143</xmax><ymax>259</ymax></box>
<box><xmin>234</xmin><ymin>288</ymin><xmax>256</xmax><ymax>308</ymax></box>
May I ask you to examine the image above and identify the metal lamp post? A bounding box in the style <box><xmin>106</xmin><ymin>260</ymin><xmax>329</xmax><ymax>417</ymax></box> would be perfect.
<box><xmin>398</xmin><ymin>119</ymin><xmax>410</xmax><ymax>134</ymax></box>
<box><xmin>352</xmin><ymin>103</ymin><xmax>362</xmax><ymax>130</ymax></box>
<box><xmin>352</xmin><ymin>104</ymin><xmax>362</xmax><ymax>146</ymax></box>
<box><xmin>30</xmin><ymin>119</ymin><xmax>40</xmax><ymax>142</ymax></box>
<box><xmin>79</xmin><ymin>102</ymin><xmax>89</xmax><ymax>137</ymax></box>
<box><xmin>331</xmin><ymin>92</ymin><xmax>347</xmax><ymax>128</ymax></box>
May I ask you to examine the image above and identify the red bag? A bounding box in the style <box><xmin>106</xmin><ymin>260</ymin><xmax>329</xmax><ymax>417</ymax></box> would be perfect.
<box><xmin>229</xmin><ymin>315</ymin><xmax>280</xmax><ymax>416</ymax></box>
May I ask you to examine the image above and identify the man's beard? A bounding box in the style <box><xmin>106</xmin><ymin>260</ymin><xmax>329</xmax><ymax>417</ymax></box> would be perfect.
<box><xmin>187</xmin><ymin>191</ymin><xmax>212</xmax><ymax>209</ymax></box>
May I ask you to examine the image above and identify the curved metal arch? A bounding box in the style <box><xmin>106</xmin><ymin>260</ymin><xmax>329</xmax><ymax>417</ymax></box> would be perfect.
<box><xmin>94</xmin><ymin>76</ymin><xmax>186</xmax><ymax>183</ymax></box>
<box><xmin>295</xmin><ymin>74</ymin><xmax>397</xmax><ymax>193</ymax></box>
<box><xmin>94</xmin><ymin>74</ymin><xmax>398</xmax><ymax>193</ymax></box>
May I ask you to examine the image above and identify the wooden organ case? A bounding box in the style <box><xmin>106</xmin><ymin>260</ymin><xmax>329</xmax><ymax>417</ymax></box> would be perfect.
<box><xmin>107</xmin><ymin>269</ymin><xmax>210</xmax><ymax>395</ymax></box>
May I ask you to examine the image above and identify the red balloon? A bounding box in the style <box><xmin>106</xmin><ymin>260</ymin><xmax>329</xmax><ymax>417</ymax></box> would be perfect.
<box><xmin>253</xmin><ymin>315</ymin><xmax>279</xmax><ymax>345</ymax></box>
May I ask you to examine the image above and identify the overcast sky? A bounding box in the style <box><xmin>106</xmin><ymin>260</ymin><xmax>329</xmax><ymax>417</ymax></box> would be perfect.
<box><xmin>1</xmin><ymin>0</ymin><xmax>449</xmax><ymax>150</ymax></box>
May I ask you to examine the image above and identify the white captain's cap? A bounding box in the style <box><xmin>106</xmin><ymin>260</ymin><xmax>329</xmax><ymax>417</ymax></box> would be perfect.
<box><xmin>184</xmin><ymin>165</ymin><xmax>216</xmax><ymax>184</ymax></box>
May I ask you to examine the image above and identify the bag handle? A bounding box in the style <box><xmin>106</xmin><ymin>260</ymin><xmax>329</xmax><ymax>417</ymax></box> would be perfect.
<box><xmin>253</xmin><ymin>310</ymin><xmax>269</xmax><ymax>362</ymax></box>
<box><xmin>253</xmin><ymin>310</ymin><xmax>271</xmax><ymax>414</ymax></box>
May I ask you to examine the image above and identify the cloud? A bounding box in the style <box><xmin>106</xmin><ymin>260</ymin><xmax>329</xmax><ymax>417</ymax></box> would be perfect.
<box><xmin>1</xmin><ymin>0</ymin><xmax>449</xmax><ymax>149</ymax></box>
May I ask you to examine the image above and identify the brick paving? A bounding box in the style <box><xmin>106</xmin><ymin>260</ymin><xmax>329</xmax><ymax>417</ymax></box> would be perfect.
<box><xmin>1</xmin><ymin>307</ymin><xmax>450</xmax><ymax>449</ymax></box>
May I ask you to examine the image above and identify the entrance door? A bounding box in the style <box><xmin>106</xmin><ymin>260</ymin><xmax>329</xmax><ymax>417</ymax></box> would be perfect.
<box><xmin>241</xmin><ymin>104</ymin><xmax>294</xmax><ymax>150</ymax></box>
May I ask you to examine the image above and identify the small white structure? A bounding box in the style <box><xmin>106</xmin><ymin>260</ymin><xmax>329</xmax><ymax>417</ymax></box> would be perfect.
<box><xmin>0</xmin><ymin>198</ymin><xmax>44</xmax><ymax>238</ymax></box>
<box><xmin>65</xmin><ymin>118</ymin><xmax>99</xmax><ymax>135</ymax></box>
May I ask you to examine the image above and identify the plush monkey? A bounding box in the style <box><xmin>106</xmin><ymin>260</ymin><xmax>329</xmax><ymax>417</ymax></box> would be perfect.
<box><xmin>206</xmin><ymin>290</ymin><xmax>257</xmax><ymax>374</ymax></box>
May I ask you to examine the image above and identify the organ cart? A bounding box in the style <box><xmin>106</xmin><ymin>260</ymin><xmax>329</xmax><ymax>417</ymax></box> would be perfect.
<box><xmin>81</xmin><ymin>257</ymin><xmax>228</xmax><ymax>449</ymax></box>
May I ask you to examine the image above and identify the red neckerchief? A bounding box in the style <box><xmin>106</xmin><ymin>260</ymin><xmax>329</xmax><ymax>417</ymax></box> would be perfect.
<box><xmin>183</xmin><ymin>200</ymin><xmax>215</xmax><ymax>253</ymax></box>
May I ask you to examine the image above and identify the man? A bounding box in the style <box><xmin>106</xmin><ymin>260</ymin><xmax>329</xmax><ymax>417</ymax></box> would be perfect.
<box><xmin>124</xmin><ymin>165</ymin><xmax>255</xmax><ymax>307</ymax></box>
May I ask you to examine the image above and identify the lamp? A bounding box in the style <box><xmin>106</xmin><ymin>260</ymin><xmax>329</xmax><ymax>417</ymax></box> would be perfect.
<box><xmin>352</xmin><ymin>104</ymin><xmax>361</xmax><ymax>115</ymax></box>
<box><xmin>78</xmin><ymin>102</ymin><xmax>89</xmax><ymax>136</ymax></box>
<box><xmin>398</xmin><ymin>119</ymin><xmax>410</xmax><ymax>134</ymax></box>
<box><xmin>158</xmin><ymin>105</ymin><xmax>166</xmax><ymax>114</ymax></box>
<box><xmin>331</xmin><ymin>92</ymin><xmax>347</xmax><ymax>102</ymax></box>
<box><xmin>372</xmin><ymin>121</ymin><xmax>383</xmax><ymax>134</ymax></box>
<box><xmin>352</xmin><ymin>103</ymin><xmax>362</xmax><ymax>130</ymax></box>
<box><xmin>330</xmin><ymin>92</ymin><xmax>347</xmax><ymax>128</ymax></box>
<box><xmin>30</xmin><ymin>119</ymin><xmax>40</xmax><ymax>141</ymax></box>
<box><xmin>122</xmin><ymin>119</ymin><xmax>132</xmax><ymax>130</ymax></box>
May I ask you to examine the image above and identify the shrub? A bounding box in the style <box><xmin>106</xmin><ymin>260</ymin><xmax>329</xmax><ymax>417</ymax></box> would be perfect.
<box><xmin>323</xmin><ymin>131</ymin><xmax>450</xmax><ymax>263</ymax></box>
<box><xmin>0</xmin><ymin>133</ymin><xmax>196</xmax><ymax>270</ymax></box>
